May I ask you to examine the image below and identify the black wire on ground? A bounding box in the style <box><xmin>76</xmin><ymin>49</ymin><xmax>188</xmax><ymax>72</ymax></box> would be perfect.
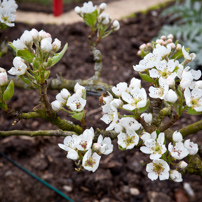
<box><xmin>0</xmin><ymin>151</ymin><xmax>74</xmax><ymax>202</ymax></box>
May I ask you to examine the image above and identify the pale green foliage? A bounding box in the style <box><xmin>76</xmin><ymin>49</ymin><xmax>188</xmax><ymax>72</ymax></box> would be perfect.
<box><xmin>157</xmin><ymin>0</ymin><xmax>202</xmax><ymax>69</ymax></box>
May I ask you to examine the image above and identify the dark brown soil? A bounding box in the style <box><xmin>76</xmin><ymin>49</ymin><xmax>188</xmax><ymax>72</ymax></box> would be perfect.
<box><xmin>0</xmin><ymin>6</ymin><xmax>202</xmax><ymax>202</ymax></box>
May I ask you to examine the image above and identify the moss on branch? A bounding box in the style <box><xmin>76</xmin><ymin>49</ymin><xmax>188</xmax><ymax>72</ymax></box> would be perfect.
<box><xmin>0</xmin><ymin>130</ymin><xmax>77</xmax><ymax>137</ymax></box>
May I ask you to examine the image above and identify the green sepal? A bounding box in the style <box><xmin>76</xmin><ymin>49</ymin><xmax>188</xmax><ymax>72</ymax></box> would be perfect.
<box><xmin>8</xmin><ymin>42</ymin><xmax>17</xmax><ymax>53</ymax></box>
<box><xmin>118</xmin><ymin>145</ymin><xmax>126</xmax><ymax>151</ymax></box>
<box><xmin>17</xmin><ymin>49</ymin><xmax>35</xmax><ymax>63</ymax></box>
<box><xmin>139</xmin><ymin>72</ymin><xmax>154</xmax><ymax>83</ymax></box>
<box><xmin>0</xmin><ymin>23</ymin><xmax>8</xmax><ymax>31</ymax></box>
<box><xmin>155</xmin><ymin>129</ymin><xmax>160</xmax><ymax>136</ymax></box>
<box><xmin>72</xmin><ymin>111</ymin><xmax>85</xmax><ymax>121</ymax></box>
<box><xmin>33</xmin><ymin>58</ymin><xmax>40</xmax><ymax>70</ymax></box>
<box><xmin>3</xmin><ymin>80</ymin><xmax>14</xmax><ymax>101</ymax></box>
<box><xmin>83</xmin><ymin>10</ymin><xmax>98</xmax><ymax>27</ymax></box>
<box><xmin>19</xmin><ymin>75</ymin><xmax>31</xmax><ymax>86</ymax></box>
<box><xmin>138</xmin><ymin>99</ymin><xmax>150</xmax><ymax>113</ymax></box>
<box><xmin>51</xmin><ymin>43</ymin><xmax>68</xmax><ymax>67</ymax></box>
<box><xmin>186</xmin><ymin>108</ymin><xmax>202</xmax><ymax>115</ymax></box>
<box><xmin>44</xmin><ymin>71</ymin><xmax>50</xmax><ymax>80</ymax></box>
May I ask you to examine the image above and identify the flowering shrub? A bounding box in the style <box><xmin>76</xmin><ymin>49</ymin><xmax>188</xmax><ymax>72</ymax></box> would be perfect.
<box><xmin>1</xmin><ymin>1</ymin><xmax>202</xmax><ymax>183</ymax></box>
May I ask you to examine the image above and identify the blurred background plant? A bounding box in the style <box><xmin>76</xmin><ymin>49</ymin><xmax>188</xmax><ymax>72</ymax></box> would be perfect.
<box><xmin>157</xmin><ymin>0</ymin><xmax>202</xmax><ymax>69</ymax></box>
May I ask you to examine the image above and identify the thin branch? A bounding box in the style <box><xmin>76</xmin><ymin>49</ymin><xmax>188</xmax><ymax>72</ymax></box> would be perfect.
<box><xmin>0</xmin><ymin>130</ymin><xmax>77</xmax><ymax>137</ymax></box>
<box><xmin>11</xmin><ymin>76</ymin><xmax>112</xmax><ymax>94</ymax></box>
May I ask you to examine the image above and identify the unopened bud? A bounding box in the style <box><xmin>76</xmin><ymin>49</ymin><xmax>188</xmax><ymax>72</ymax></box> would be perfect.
<box><xmin>176</xmin><ymin>44</ymin><xmax>182</xmax><ymax>51</ymax></box>
<box><xmin>41</xmin><ymin>38</ymin><xmax>52</xmax><ymax>52</ymax></box>
<box><xmin>75</xmin><ymin>6</ymin><xmax>81</xmax><ymax>14</ymax></box>
<box><xmin>178</xmin><ymin>161</ymin><xmax>188</xmax><ymax>169</ymax></box>
<box><xmin>139</xmin><ymin>44</ymin><xmax>146</xmax><ymax>50</ymax></box>
<box><xmin>0</xmin><ymin>67</ymin><xmax>8</xmax><ymax>85</ymax></box>
<box><xmin>100</xmin><ymin>3</ymin><xmax>106</xmax><ymax>10</ymax></box>
<box><xmin>160</xmin><ymin>35</ymin><xmax>166</xmax><ymax>40</ymax></box>
<box><xmin>112</xmin><ymin>20</ymin><xmax>120</xmax><ymax>31</ymax></box>
<box><xmin>167</xmin><ymin>34</ymin><xmax>173</xmax><ymax>39</ymax></box>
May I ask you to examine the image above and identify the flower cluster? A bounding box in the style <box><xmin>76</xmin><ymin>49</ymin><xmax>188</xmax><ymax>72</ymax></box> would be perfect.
<box><xmin>51</xmin><ymin>83</ymin><xmax>86</xmax><ymax>114</ymax></box>
<box><xmin>0</xmin><ymin>0</ymin><xmax>18</xmax><ymax>28</ymax></box>
<box><xmin>75</xmin><ymin>1</ymin><xmax>120</xmax><ymax>39</ymax></box>
<box><xmin>7</xmin><ymin>29</ymin><xmax>67</xmax><ymax>90</ymax></box>
<box><xmin>58</xmin><ymin>127</ymin><xmax>113</xmax><ymax>172</ymax></box>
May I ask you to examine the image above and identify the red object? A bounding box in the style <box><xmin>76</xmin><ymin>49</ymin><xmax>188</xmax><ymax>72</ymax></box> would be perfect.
<box><xmin>53</xmin><ymin>0</ymin><xmax>63</xmax><ymax>17</ymax></box>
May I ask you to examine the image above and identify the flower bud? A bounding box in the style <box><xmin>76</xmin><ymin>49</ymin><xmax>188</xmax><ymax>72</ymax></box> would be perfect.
<box><xmin>137</xmin><ymin>50</ymin><xmax>141</xmax><ymax>55</ymax></box>
<box><xmin>20</xmin><ymin>30</ymin><xmax>33</xmax><ymax>45</ymax></box>
<box><xmin>170</xmin><ymin>43</ymin><xmax>175</xmax><ymax>49</ymax></box>
<box><xmin>41</xmin><ymin>38</ymin><xmax>52</xmax><ymax>52</ymax></box>
<box><xmin>167</xmin><ymin>34</ymin><xmax>173</xmax><ymax>39</ymax></box>
<box><xmin>51</xmin><ymin>100</ymin><xmax>62</xmax><ymax>111</ymax></box>
<box><xmin>173</xmin><ymin>131</ymin><xmax>183</xmax><ymax>142</ymax></box>
<box><xmin>160</xmin><ymin>35</ymin><xmax>166</xmax><ymax>40</ymax></box>
<box><xmin>93</xmin><ymin>143</ymin><xmax>101</xmax><ymax>152</ymax></box>
<box><xmin>195</xmin><ymin>80</ymin><xmax>202</xmax><ymax>89</ymax></box>
<box><xmin>56</xmin><ymin>93</ymin><xmax>66</xmax><ymax>104</ymax></box>
<box><xmin>60</xmin><ymin>88</ymin><xmax>71</xmax><ymax>100</ymax></box>
<box><xmin>0</xmin><ymin>67</ymin><xmax>8</xmax><ymax>86</ymax></box>
<box><xmin>52</xmin><ymin>38</ymin><xmax>61</xmax><ymax>52</ymax></box>
<box><xmin>30</xmin><ymin>28</ymin><xmax>39</xmax><ymax>40</ymax></box>
<box><xmin>75</xmin><ymin>6</ymin><xmax>81</xmax><ymax>14</ymax></box>
<box><xmin>164</xmin><ymin>89</ymin><xmax>178</xmax><ymax>103</ymax></box>
<box><xmin>139</xmin><ymin>44</ymin><xmax>146</xmax><ymax>50</ymax></box>
<box><xmin>100</xmin><ymin>3</ymin><xmax>106</xmax><ymax>10</ymax></box>
<box><xmin>176</xmin><ymin>44</ymin><xmax>182</xmax><ymax>51</ymax></box>
<box><xmin>178</xmin><ymin>161</ymin><xmax>188</xmax><ymax>169</ymax></box>
<box><xmin>140</xmin><ymin>113</ymin><xmax>152</xmax><ymax>124</ymax></box>
<box><xmin>112</xmin><ymin>20</ymin><xmax>120</xmax><ymax>31</ymax></box>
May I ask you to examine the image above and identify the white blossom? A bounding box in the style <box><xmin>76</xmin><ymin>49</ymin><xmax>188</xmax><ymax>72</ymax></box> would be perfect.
<box><xmin>74</xmin><ymin>83</ymin><xmax>86</xmax><ymax>97</ymax></box>
<box><xmin>30</xmin><ymin>28</ymin><xmax>39</xmax><ymax>40</ymax></box>
<box><xmin>56</xmin><ymin>93</ymin><xmax>67</xmax><ymax>105</ymax></box>
<box><xmin>146</xmin><ymin>159</ymin><xmax>170</xmax><ymax>181</ymax></box>
<box><xmin>140</xmin><ymin>132</ymin><xmax>167</xmax><ymax>160</ymax></box>
<box><xmin>66</xmin><ymin>94</ymin><xmax>86</xmax><ymax>112</ymax></box>
<box><xmin>75</xmin><ymin>6</ymin><xmax>81</xmax><ymax>14</ymax></box>
<box><xmin>129</xmin><ymin>77</ymin><xmax>141</xmax><ymax>90</ymax></box>
<box><xmin>0</xmin><ymin>67</ymin><xmax>8</xmax><ymax>85</ymax></box>
<box><xmin>81</xmin><ymin>1</ymin><xmax>97</xmax><ymax>14</ymax></box>
<box><xmin>95</xmin><ymin>135</ymin><xmax>113</xmax><ymax>155</ymax></box>
<box><xmin>12</xmin><ymin>39</ymin><xmax>26</xmax><ymax>50</ymax></box>
<box><xmin>119</xmin><ymin>117</ymin><xmax>142</xmax><ymax>133</ymax></box>
<box><xmin>82</xmin><ymin>150</ymin><xmax>101</xmax><ymax>172</ymax></box>
<box><xmin>184</xmin><ymin>139</ymin><xmax>198</xmax><ymax>155</ymax></box>
<box><xmin>182</xmin><ymin>46</ymin><xmax>196</xmax><ymax>61</ymax></box>
<box><xmin>184</xmin><ymin>87</ymin><xmax>202</xmax><ymax>112</ymax></box>
<box><xmin>170</xmin><ymin>170</ymin><xmax>183</xmax><ymax>182</ymax></box>
<box><xmin>98</xmin><ymin>13</ymin><xmax>111</xmax><ymax>25</ymax></box>
<box><xmin>112</xmin><ymin>82</ymin><xmax>128</xmax><ymax>97</ymax></box>
<box><xmin>149</xmin><ymin>77</ymin><xmax>169</xmax><ymax>99</ymax></box>
<box><xmin>168</xmin><ymin>142</ymin><xmax>189</xmax><ymax>160</ymax></box>
<box><xmin>118</xmin><ymin>131</ymin><xmax>139</xmax><ymax>149</ymax></box>
<box><xmin>76</xmin><ymin>127</ymin><xmax>94</xmax><ymax>151</ymax></box>
<box><xmin>122</xmin><ymin>87</ymin><xmax>147</xmax><ymax>110</ymax></box>
<box><xmin>58</xmin><ymin>135</ymin><xmax>79</xmax><ymax>160</ymax></box>
<box><xmin>8</xmin><ymin>56</ymin><xmax>27</xmax><ymax>75</ymax></box>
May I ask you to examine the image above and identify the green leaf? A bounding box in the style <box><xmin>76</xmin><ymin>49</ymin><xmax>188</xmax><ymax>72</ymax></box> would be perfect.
<box><xmin>3</xmin><ymin>80</ymin><xmax>14</xmax><ymax>101</ymax></box>
<box><xmin>17</xmin><ymin>49</ymin><xmax>35</xmax><ymax>63</ymax></box>
<box><xmin>19</xmin><ymin>75</ymin><xmax>31</xmax><ymax>86</ymax></box>
<box><xmin>83</xmin><ymin>10</ymin><xmax>98</xmax><ymax>27</ymax></box>
<box><xmin>186</xmin><ymin>107</ymin><xmax>202</xmax><ymax>115</ymax></box>
<box><xmin>72</xmin><ymin>111</ymin><xmax>85</xmax><ymax>121</ymax></box>
<box><xmin>138</xmin><ymin>99</ymin><xmax>150</xmax><ymax>113</ymax></box>
<box><xmin>51</xmin><ymin>43</ymin><xmax>68</xmax><ymax>67</ymax></box>
<box><xmin>139</xmin><ymin>72</ymin><xmax>154</xmax><ymax>83</ymax></box>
